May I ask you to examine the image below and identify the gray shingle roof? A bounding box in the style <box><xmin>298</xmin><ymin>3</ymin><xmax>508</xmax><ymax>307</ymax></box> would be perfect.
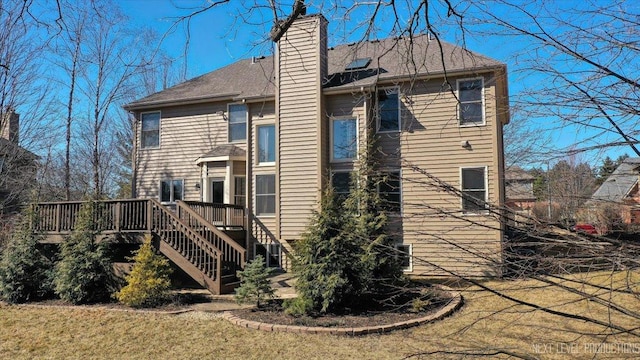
<box><xmin>198</xmin><ymin>144</ymin><xmax>246</xmax><ymax>160</ymax></box>
<box><xmin>591</xmin><ymin>158</ymin><xmax>640</xmax><ymax>203</ymax></box>
<box><xmin>125</xmin><ymin>34</ymin><xmax>504</xmax><ymax>110</ymax></box>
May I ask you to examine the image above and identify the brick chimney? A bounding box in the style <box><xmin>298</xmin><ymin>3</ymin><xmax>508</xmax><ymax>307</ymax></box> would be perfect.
<box><xmin>1</xmin><ymin>110</ymin><xmax>19</xmax><ymax>144</ymax></box>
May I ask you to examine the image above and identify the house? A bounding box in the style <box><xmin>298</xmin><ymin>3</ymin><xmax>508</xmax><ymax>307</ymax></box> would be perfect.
<box><xmin>589</xmin><ymin>157</ymin><xmax>640</xmax><ymax>224</ymax></box>
<box><xmin>123</xmin><ymin>14</ymin><xmax>509</xmax><ymax>279</ymax></box>
<box><xmin>505</xmin><ymin>166</ymin><xmax>536</xmax><ymax>221</ymax></box>
<box><xmin>0</xmin><ymin>110</ymin><xmax>38</xmax><ymax>214</ymax></box>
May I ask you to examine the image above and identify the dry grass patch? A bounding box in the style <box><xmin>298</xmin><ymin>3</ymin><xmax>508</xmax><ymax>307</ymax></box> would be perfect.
<box><xmin>1</xmin><ymin>270</ymin><xmax>639</xmax><ymax>359</ymax></box>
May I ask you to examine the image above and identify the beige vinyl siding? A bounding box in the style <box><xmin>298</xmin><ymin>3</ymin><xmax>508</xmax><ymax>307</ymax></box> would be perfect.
<box><xmin>277</xmin><ymin>16</ymin><xmax>326</xmax><ymax>241</ymax></box>
<box><xmin>135</xmin><ymin>102</ymin><xmax>245</xmax><ymax>202</ymax></box>
<box><xmin>380</xmin><ymin>74</ymin><xmax>503</xmax><ymax>276</ymax></box>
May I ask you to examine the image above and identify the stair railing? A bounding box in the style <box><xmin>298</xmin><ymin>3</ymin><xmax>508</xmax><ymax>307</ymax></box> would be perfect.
<box><xmin>176</xmin><ymin>201</ymin><xmax>246</xmax><ymax>276</ymax></box>
<box><xmin>149</xmin><ymin>199</ymin><xmax>222</xmax><ymax>293</ymax></box>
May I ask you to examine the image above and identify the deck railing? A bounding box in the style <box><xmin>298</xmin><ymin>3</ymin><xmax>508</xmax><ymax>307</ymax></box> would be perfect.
<box><xmin>33</xmin><ymin>199</ymin><xmax>149</xmax><ymax>234</ymax></box>
<box><xmin>181</xmin><ymin>201</ymin><xmax>245</xmax><ymax>229</ymax></box>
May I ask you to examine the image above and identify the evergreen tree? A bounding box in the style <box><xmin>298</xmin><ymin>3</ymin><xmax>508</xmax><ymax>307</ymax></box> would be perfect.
<box><xmin>115</xmin><ymin>235</ymin><xmax>173</xmax><ymax>308</ymax></box>
<box><xmin>54</xmin><ymin>201</ymin><xmax>117</xmax><ymax>304</ymax></box>
<box><xmin>288</xmin><ymin>186</ymin><xmax>367</xmax><ymax>314</ymax></box>
<box><xmin>234</xmin><ymin>255</ymin><xmax>275</xmax><ymax>307</ymax></box>
<box><xmin>286</xmin><ymin>135</ymin><xmax>404</xmax><ymax>315</ymax></box>
<box><xmin>0</xmin><ymin>208</ymin><xmax>54</xmax><ymax>303</ymax></box>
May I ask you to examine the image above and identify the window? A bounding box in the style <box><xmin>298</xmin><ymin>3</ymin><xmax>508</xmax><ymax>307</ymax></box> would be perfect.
<box><xmin>378</xmin><ymin>171</ymin><xmax>401</xmax><ymax>212</ymax></box>
<box><xmin>331</xmin><ymin>171</ymin><xmax>353</xmax><ymax>201</ymax></box>
<box><xmin>254</xmin><ymin>243</ymin><xmax>281</xmax><ymax>268</ymax></box>
<box><xmin>160</xmin><ymin>179</ymin><xmax>183</xmax><ymax>203</ymax></box>
<box><xmin>345</xmin><ymin>57</ymin><xmax>371</xmax><ymax>71</ymax></box>
<box><xmin>228</xmin><ymin>104</ymin><xmax>247</xmax><ymax>142</ymax></box>
<box><xmin>141</xmin><ymin>112</ymin><xmax>160</xmax><ymax>148</ymax></box>
<box><xmin>234</xmin><ymin>176</ymin><xmax>246</xmax><ymax>207</ymax></box>
<box><xmin>461</xmin><ymin>167</ymin><xmax>487</xmax><ymax>212</ymax></box>
<box><xmin>458</xmin><ymin>78</ymin><xmax>484</xmax><ymax>125</ymax></box>
<box><xmin>257</xmin><ymin>125</ymin><xmax>275</xmax><ymax>164</ymax></box>
<box><xmin>256</xmin><ymin>174</ymin><xmax>275</xmax><ymax>215</ymax></box>
<box><xmin>332</xmin><ymin>118</ymin><xmax>357</xmax><ymax>161</ymax></box>
<box><xmin>395</xmin><ymin>244</ymin><xmax>412</xmax><ymax>272</ymax></box>
<box><xmin>377</xmin><ymin>88</ymin><xmax>400</xmax><ymax>132</ymax></box>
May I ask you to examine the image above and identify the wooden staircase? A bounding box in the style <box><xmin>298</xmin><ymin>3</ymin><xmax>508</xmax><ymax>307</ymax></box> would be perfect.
<box><xmin>32</xmin><ymin>199</ymin><xmax>247</xmax><ymax>295</ymax></box>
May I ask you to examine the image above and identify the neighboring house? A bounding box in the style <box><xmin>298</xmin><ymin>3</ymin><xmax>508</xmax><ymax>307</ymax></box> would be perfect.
<box><xmin>0</xmin><ymin>110</ymin><xmax>37</xmax><ymax>214</ymax></box>
<box><xmin>590</xmin><ymin>158</ymin><xmax>640</xmax><ymax>224</ymax></box>
<box><xmin>505</xmin><ymin>166</ymin><xmax>535</xmax><ymax>220</ymax></box>
<box><xmin>123</xmin><ymin>15</ymin><xmax>509</xmax><ymax>277</ymax></box>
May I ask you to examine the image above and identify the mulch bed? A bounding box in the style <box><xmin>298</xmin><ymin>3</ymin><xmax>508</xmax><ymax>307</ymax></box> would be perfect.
<box><xmin>232</xmin><ymin>286</ymin><xmax>453</xmax><ymax>328</ymax></box>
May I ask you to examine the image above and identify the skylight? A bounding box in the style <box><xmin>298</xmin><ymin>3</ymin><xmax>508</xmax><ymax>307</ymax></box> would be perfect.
<box><xmin>345</xmin><ymin>57</ymin><xmax>371</xmax><ymax>71</ymax></box>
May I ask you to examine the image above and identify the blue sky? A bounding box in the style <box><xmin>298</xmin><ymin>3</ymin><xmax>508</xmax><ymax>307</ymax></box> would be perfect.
<box><xmin>118</xmin><ymin>0</ymin><xmax>634</xmax><ymax>168</ymax></box>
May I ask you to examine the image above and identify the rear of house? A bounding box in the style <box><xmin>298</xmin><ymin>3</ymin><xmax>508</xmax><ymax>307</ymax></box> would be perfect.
<box><xmin>124</xmin><ymin>14</ymin><xmax>509</xmax><ymax>278</ymax></box>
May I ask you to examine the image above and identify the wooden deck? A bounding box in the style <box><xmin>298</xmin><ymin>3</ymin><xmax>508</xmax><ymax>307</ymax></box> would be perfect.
<box><xmin>32</xmin><ymin>199</ymin><xmax>247</xmax><ymax>294</ymax></box>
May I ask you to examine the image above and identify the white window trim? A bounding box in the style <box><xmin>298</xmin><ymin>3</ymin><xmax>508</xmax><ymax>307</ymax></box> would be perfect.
<box><xmin>256</xmin><ymin>124</ymin><xmax>276</xmax><ymax>166</ymax></box>
<box><xmin>253</xmin><ymin>242</ymin><xmax>282</xmax><ymax>269</ymax></box>
<box><xmin>330</xmin><ymin>116</ymin><xmax>359</xmax><ymax>163</ymax></box>
<box><xmin>395</xmin><ymin>243</ymin><xmax>413</xmax><ymax>272</ymax></box>
<box><xmin>377</xmin><ymin>169</ymin><xmax>403</xmax><ymax>216</ymax></box>
<box><xmin>376</xmin><ymin>87</ymin><xmax>401</xmax><ymax>133</ymax></box>
<box><xmin>159</xmin><ymin>178</ymin><xmax>184</xmax><ymax>204</ymax></box>
<box><xmin>140</xmin><ymin>110</ymin><xmax>161</xmax><ymax>149</ymax></box>
<box><xmin>460</xmin><ymin>166</ymin><xmax>489</xmax><ymax>215</ymax></box>
<box><xmin>457</xmin><ymin>77</ymin><xmax>486</xmax><ymax>127</ymax></box>
<box><xmin>255</xmin><ymin>174</ymin><xmax>276</xmax><ymax>217</ymax></box>
<box><xmin>228</xmin><ymin>103</ymin><xmax>248</xmax><ymax>143</ymax></box>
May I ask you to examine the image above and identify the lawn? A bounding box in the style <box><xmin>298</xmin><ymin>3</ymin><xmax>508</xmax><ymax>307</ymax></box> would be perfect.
<box><xmin>1</xmin><ymin>271</ymin><xmax>639</xmax><ymax>360</ymax></box>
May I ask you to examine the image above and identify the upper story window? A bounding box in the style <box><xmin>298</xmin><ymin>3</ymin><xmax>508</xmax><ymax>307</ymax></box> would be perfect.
<box><xmin>141</xmin><ymin>112</ymin><xmax>160</xmax><ymax>148</ymax></box>
<box><xmin>331</xmin><ymin>118</ymin><xmax>357</xmax><ymax>161</ymax></box>
<box><xmin>160</xmin><ymin>179</ymin><xmax>183</xmax><ymax>204</ymax></box>
<box><xmin>461</xmin><ymin>167</ymin><xmax>487</xmax><ymax>213</ymax></box>
<box><xmin>378</xmin><ymin>171</ymin><xmax>401</xmax><ymax>213</ymax></box>
<box><xmin>256</xmin><ymin>174</ymin><xmax>276</xmax><ymax>216</ymax></box>
<box><xmin>228</xmin><ymin>104</ymin><xmax>247</xmax><ymax>142</ymax></box>
<box><xmin>377</xmin><ymin>88</ymin><xmax>400</xmax><ymax>132</ymax></box>
<box><xmin>458</xmin><ymin>78</ymin><xmax>485</xmax><ymax>126</ymax></box>
<box><xmin>257</xmin><ymin>124</ymin><xmax>276</xmax><ymax>164</ymax></box>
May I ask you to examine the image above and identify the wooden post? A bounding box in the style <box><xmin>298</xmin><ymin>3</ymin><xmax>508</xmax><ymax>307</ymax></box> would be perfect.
<box><xmin>147</xmin><ymin>200</ymin><xmax>153</xmax><ymax>232</ymax></box>
<box><xmin>55</xmin><ymin>203</ymin><xmax>61</xmax><ymax>233</ymax></box>
<box><xmin>115</xmin><ymin>202</ymin><xmax>121</xmax><ymax>232</ymax></box>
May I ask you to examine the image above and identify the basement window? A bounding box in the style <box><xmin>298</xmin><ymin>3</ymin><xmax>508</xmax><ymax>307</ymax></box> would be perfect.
<box><xmin>395</xmin><ymin>244</ymin><xmax>412</xmax><ymax>272</ymax></box>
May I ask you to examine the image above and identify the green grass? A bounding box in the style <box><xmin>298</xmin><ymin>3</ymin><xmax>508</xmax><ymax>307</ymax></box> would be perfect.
<box><xmin>1</xmin><ymin>271</ymin><xmax>639</xmax><ymax>359</ymax></box>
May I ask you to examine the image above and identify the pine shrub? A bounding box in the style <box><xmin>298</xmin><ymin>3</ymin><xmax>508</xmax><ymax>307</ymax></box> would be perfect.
<box><xmin>285</xmin><ymin>137</ymin><xmax>404</xmax><ymax>315</ymax></box>
<box><xmin>54</xmin><ymin>202</ymin><xmax>118</xmax><ymax>304</ymax></box>
<box><xmin>0</xmin><ymin>209</ymin><xmax>54</xmax><ymax>303</ymax></box>
<box><xmin>115</xmin><ymin>234</ymin><xmax>173</xmax><ymax>308</ymax></box>
<box><xmin>234</xmin><ymin>255</ymin><xmax>275</xmax><ymax>307</ymax></box>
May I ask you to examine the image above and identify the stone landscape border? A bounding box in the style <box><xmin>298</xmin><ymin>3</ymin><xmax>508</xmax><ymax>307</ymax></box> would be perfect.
<box><xmin>221</xmin><ymin>286</ymin><xmax>463</xmax><ymax>336</ymax></box>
